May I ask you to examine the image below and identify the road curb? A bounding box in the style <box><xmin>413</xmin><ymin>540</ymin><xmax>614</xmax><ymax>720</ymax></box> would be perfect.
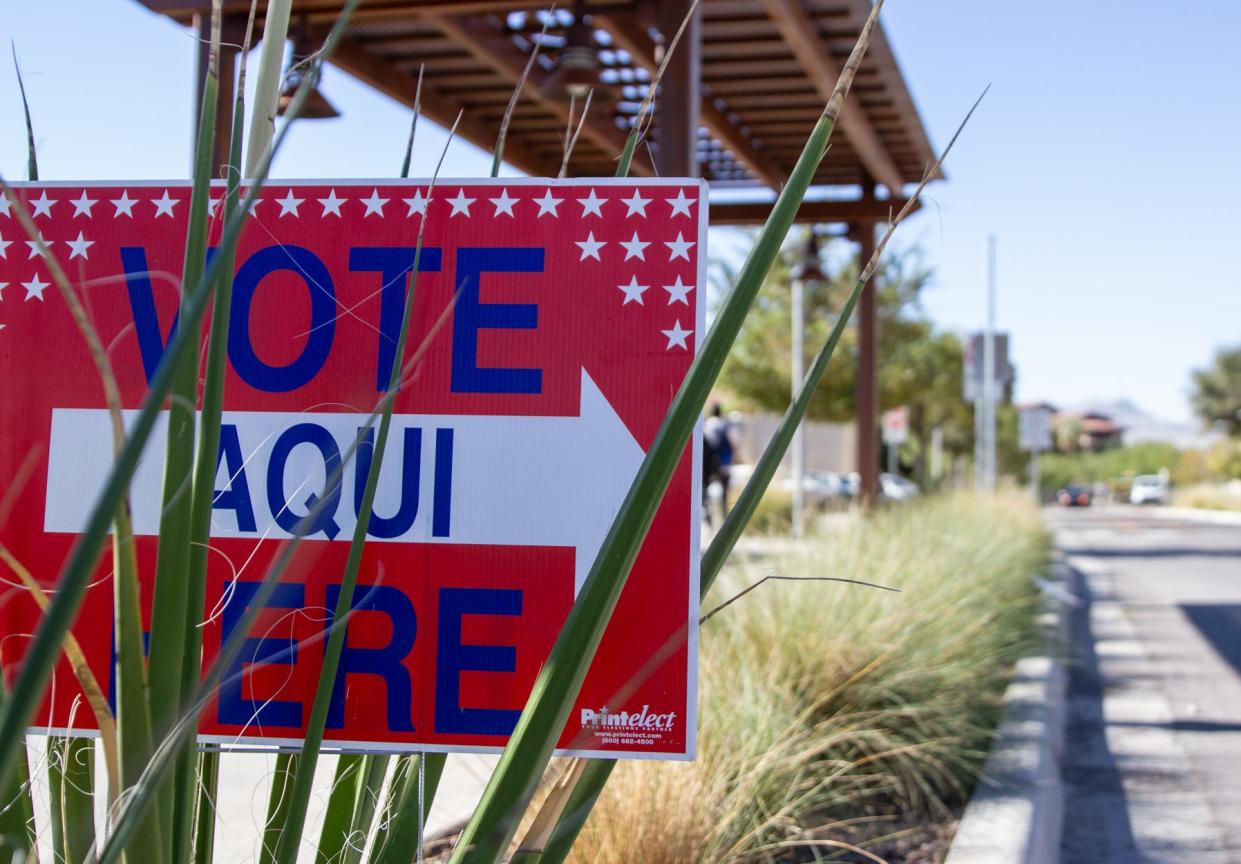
<box><xmin>943</xmin><ymin>566</ymin><xmax>1070</xmax><ymax>864</ymax></box>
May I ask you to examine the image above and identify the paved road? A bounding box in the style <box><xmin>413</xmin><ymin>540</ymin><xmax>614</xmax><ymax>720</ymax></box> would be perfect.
<box><xmin>1052</xmin><ymin>506</ymin><xmax>1241</xmax><ymax>863</ymax></box>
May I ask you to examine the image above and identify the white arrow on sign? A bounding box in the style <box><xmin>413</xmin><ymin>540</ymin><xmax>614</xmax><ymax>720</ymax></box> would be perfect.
<box><xmin>44</xmin><ymin>371</ymin><xmax>644</xmax><ymax>592</ymax></box>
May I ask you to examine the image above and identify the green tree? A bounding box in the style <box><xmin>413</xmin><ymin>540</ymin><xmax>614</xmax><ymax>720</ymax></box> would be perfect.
<box><xmin>1192</xmin><ymin>345</ymin><xmax>1241</xmax><ymax>436</ymax></box>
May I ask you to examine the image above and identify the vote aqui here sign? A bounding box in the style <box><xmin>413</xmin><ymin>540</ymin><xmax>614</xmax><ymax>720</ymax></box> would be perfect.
<box><xmin>0</xmin><ymin>179</ymin><xmax>704</xmax><ymax>759</ymax></box>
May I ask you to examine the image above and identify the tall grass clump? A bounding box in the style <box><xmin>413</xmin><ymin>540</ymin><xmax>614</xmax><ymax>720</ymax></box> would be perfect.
<box><xmin>569</xmin><ymin>491</ymin><xmax>1050</xmax><ymax>863</ymax></box>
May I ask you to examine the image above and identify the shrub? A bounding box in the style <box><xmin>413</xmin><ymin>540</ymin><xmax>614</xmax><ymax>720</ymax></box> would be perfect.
<box><xmin>571</xmin><ymin>492</ymin><xmax>1049</xmax><ymax>863</ymax></box>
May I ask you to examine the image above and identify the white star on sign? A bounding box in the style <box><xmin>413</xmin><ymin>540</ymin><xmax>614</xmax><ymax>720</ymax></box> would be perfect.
<box><xmin>275</xmin><ymin>190</ymin><xmax>303</xmax><ymax>217</ymax></box>
<box><xmin>30</xmin><ymin>192</ymin><xmax>57</xmax><ymax>218</ymax></box>
<box><xmin>69</xmin><ymin>191</ymin><xmax>97</xmax><ymax>218</ymax></box>
<box><xmin>667</xmin><ymin>189</ymin><xmax>695</xmax><ymax>217</ymax></box>
<box><xmin>578</xmin><ymin>188</ymin><xmax>606</xmax><ymax>218</ymax></box>
<box><xmin>575</xmin><ymin>231</ymin><xmax>606</xmax><ymax>261</ymax></box>
<box><xmin>618</xmin><ymin>275</ymin><xmax>648</xmax><ymax>305</ymax></box>
<box><xmin>447</xmin><ymin>189</ymin><xmax>475</xmax><ymax>217</ymax></box>
<box><xmin>318</xmin><ymin>189</ymin><xmax>346</xmax><ymax>217</ymax></box>
<box><xmin>25</xmin><ymin>235</ymin><xmax>53</xmax><ymax>259</ymax></box>
<box><xmin>23</xmin><ymin>274</ymin><xmax>49</xmax><ymax>302</ymax></box>
<box><xmin>152</xmin><ymin>190</ymin><xmax>179</xmax><ymax>218</ymax></box>
<box><xmin>207</xmin><ymin>197</ymin><xmax>224</xmax><ymax>216</ymax></box>
<box><xmin>620</xmin><ymin>231</ymin><xmax>650</xmax><ymax>261</ymax></box>
<box><xmin>111</xmin><ymin>191</ymin><xmax>137</xmax><ymax>218</ymax></box>
<box><xmin>533</xmin><ymin>188</ymin><xmax>562</xmax><ymax>217</ymax></box>
<box><xmin>0</xmin><ymin>233</ymin><xmax>11</xmax><ymax>258</ymax></box>
<box><xmin>0</xmin><ymin>282</ymin><xmax>7</xmax><ymax>299</ymax></box>
<box><xmin>621</xmin><ymin>189</ymin><xmax>649</xmax><ymax>218</ymax></box>
<box><xmin>663</xmin><ymin>275</ymin><xmax>693</xmax><ymax>305</ymax></box>
<box><xmin>490</xmin><ymin>188</ymin><xmax>518</xmax><ymax>217</ymax></box>
<box><xmin>66</xmin><ymin>231</ymin><xmax>94</xmax><ymax>260</ymax></box>
<box><xmin>403</xmin><ymin>190</ymin><xmax>427</xmax><ymax>216</ymax></box>
<box><xmin>661</xmin><ymin>320</ymin><xmax>691</xmax><ymax>350</ymax></box>
<box><xmin>0</xmin><ymin>195</ymin><xmax>10</xmax><ymax>217</ymax></box>
<box><xmin>665</xmin><ymin>232</ymin><xmax>695</xmax><ymax>261</ymax></box>
<box><xmin>361</xmin><ymin>189</ymin><xmax>389</xmax><ymax>217</ymax></box>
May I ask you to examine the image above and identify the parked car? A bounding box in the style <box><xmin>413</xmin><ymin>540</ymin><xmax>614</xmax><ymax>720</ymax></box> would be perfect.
<box><xmin>783</xmin><ymin>471</ymin><xmax>849</xmax><ymax>508</ymax></box>
<box><xmin>880</xmin><ymin>473</ymin><xmax>920</xmax><ymax>502</ymax></box>
<box><xmin>841</xmin><ymin>472</ymin><xmax>861</xmax><ymax>499</ymax></box>
<box><xmin>1129</xmin><ymin>474</ymin><xmax>1169</xmax><ymax>505</ymax></box>
<box><xmin>1057</xmin><ymin>484</ymin><xmax>1092</xmax><ymax>507</ymax></box>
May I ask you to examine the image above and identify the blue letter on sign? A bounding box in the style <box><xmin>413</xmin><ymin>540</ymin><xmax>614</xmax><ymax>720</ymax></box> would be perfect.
<box><xmin>434</xmin><ymin>588</ymin><xmax>522</xmax><ymax>735</ymax></box>
<box><xmin>451</xmin><ymin>248</ymin><xmax>544</xmax><ymax>394</ymax></box>
<box><xmin>214</xmin><ymin>423</ymin><xmax>257</xmax><ymax>533</ymax></box>
<box><xmin>218</xmin><ymin>581</ymin><xmax>305</xmax><ymax>728</ymax></box>
<box><xmin>120</xmin><ymin>247</ymin><xmax>177</xmax><ymax>384</ymax></box>
<box><xmin>267</xmin><ymin>423</ymin><xmax>342</xmax><ymax>539</ymax></box>
<box><xmin>348</xmin><ymin>246</ymin><xmax>443</xmax><ymax>390</ymax></box>
<box><xmin>324</xmin><ymin>584</ymin><xmax>417</xmax><ymax>731</ymax></box>
<box><xmin>229</xmin><ymin>245</ymin><xmax>336</xmax><ymax>392</ymax></box>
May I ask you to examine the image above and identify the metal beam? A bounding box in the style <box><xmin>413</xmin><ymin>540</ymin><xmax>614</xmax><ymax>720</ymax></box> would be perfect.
<box><xmin>596</xmin><ymin>11</ymin><xmax>786</xmax><ymax>189</ymax></box>
<box><xmin>708</xmin><ymin>197</ymin><xmax>915</xmax><ymax>226</ymax></box>
<box><xmin>317</xmin><ymin>29</ymin><xmax>557</xmax><ymax>177</ymax></box>
<box><xmin>758</xmin><ymin>0</ymin><xmax>904</xmax><ymax>195</ymax></box>
<box><xmin>425</xmin><ymin>12</ymin><xmax>653</xmax><ymax>177</ymax></box>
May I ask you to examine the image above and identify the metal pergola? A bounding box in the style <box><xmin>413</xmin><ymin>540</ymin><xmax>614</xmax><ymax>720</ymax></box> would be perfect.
<box><xmin>138</xmin><ymin>0</ymin><xmax>940</xmax><ymax>502</ymax></box>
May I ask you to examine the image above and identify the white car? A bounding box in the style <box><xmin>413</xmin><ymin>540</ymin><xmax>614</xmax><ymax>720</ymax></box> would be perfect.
<box><xmin>1129</xmin><ymin>474</ymin><xmax>1169</xmax><ymax>505</ymax></box>
<box><xmin>880</xmin><ymin>473</ymin><xmax>920</xmax><ymax>502</ymax></box>
<box><xmin>783</xmin><ymin>471</ymin><xmax>848</xmax><ymax>507</ymax></box>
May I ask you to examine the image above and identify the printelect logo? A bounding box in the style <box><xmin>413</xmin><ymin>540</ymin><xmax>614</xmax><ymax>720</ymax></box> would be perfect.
<box><xmin>580</xmin><ymin>705</ymin><xmax>677</xmax><ymax>730</ymax></box>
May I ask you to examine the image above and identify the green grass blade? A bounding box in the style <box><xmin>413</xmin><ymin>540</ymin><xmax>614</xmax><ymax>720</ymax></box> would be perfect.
<box><xmin>113</xmin><ymin>496</ymin><xmax>166</xmax><ymax>864</ymax></box>
<box><xmin>365</xmin><ymin>756</ymin><xmax>410</xmax><ymax>864</ymax></box>
<box><xmin>701</xmin><ymin>265</ymin><xmax>868</xmax><ymax>589</ymax></box>
<box><xmin>174</xmin><ymin>8</ymin><xmax>254</xmax><ymax>856</ymax></box>
<box><xmin>0</xmin><ymin>666</ymin><xmax>35</xmax><ymax>864</ymax></box>
<box><xmin>49</xmin><ymin>736</ymin><xmax>95</xmax><ymax>864</ymax></box>
<box><xmin>84</xmin><ymin>10</ymin><xmax>364</xmax><ymax>861</ymax></box>
<box><xmin>538</xmin><ymin>78</ymin><xmax>981</xmax><ymax>864</ymax></box>
<box><xmin>703</xmin><ymin>87</ymin><xmax>983</xmax><ymax>593</ymax></box>
<box><xmin>47</xmin><ymin>737</ymin><xmax>68</xmax><ymax>864</ymax></box>
<box><xmin>491</xmin><ymin>14</ymin><xmax>547</xmax><ymax>178</ymax></box>
<box><xmin>535</xmin><ymin>759</ymin><xmax>612</xmax><ymax>864</ymax></box>
<box><xmin>341</xmin><ymin>755</ymin><xmax>388</xmax><ymax>864</ymax></box>
<box><xmin>0</xmin><ymin>73</ymin><xmax>271</xmax><ymax>832</ymax></box>
<box><xmin>274</xmin><ymin>95</ymin><xmax>459</xmax><ymax>864</ymax></box>
<box><xmin>145</xmin><ymin>11</ymin><xmax>222</xmax><ymax>859</ymax></box>
<box><xmin>451</xmin><ymin>4</ymin><xmax>884</xmax><ymax>859</ymax></box>
<box><xmin>316</xmin><ymin>754</ymin><xmax>366</xmax><ymax>863</ymax></box>
<box><xmin>179</xmin><ymin>7</ymin><xmax>259</xmax><ymax>856</ymax></box>
<box><xmin>369</xmin><ymin>754</ymin><xmax>445</xmax><ymax>864</ymax></box>
<box><xmin>244</xmin><ymin>0</ymin><xmax>292</xmax><ymax>177</ymax></box>
<box><xmin>192</xmin><ymin>747</ymin><xmax>220</xmax><ymax>864</ymax></box>
<box><xmin>260</xmin><ymin>754</ymin><xmax>299</xmax><ymax>864</ymax></box>
<box><xmin>10</xmin><ymin>43</ymin><xmax>37</xmax><ymax>181</ymax></box>
<box><xmin>399</xmin><ymin>65</ymin><xmax>423</xmax><ymax>179</ymax></box>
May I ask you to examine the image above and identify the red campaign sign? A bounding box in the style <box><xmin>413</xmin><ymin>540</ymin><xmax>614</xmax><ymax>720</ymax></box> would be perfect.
<box><xmin>0</xmin><ymin>179</ymin><xmax>704</xmax><ymax>759</ymax></box>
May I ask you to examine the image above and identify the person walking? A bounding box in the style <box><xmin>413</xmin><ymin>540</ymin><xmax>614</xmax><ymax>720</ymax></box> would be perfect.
<box><xmin>703</xmin><ymin>403</ymin><xmax>735</xmax><ymax>525</ymax></box>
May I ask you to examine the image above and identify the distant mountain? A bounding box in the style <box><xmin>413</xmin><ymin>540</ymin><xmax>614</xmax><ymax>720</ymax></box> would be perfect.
<box><xmin>1065</xmin><ymin>399</ymin><xmax>1219</xmax><ymax>450</ymax></box>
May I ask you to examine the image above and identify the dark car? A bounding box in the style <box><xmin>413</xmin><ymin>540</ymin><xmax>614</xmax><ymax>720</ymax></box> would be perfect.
<box><xmin>1057</xmin><ymin>484</ymin><xmax>1092</xmax><ymax>507</ymax></box>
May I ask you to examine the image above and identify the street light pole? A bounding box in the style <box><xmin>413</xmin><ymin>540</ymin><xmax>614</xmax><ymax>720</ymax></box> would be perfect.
<box><xmin>982</xmin><ymin>235</ymin><xmax>998</xmax><ymax>493</ymax></box>
<box><xmin>791</xmin><ymin>270</ymin><xmax>806</xmax><ymax>537</ymax></box>
<box><xmin>791</xmin><ymin>230</ymin><xmax>823</xmax><ymax>537</ymax></box>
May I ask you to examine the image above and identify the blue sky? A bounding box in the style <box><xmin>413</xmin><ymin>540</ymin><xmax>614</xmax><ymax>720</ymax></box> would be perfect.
<box><xmin>2</xmin><ymin>1</ymin><xmax>1238</xmax><ymax>422</ymax></box>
